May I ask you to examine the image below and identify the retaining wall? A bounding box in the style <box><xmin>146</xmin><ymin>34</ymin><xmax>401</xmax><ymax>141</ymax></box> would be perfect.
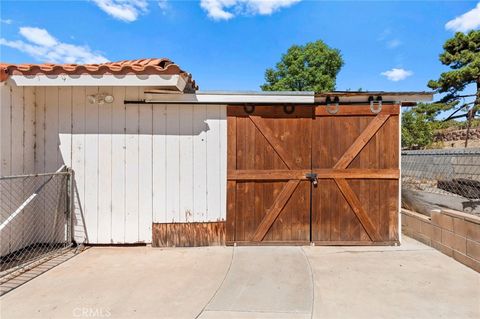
<box><xmin>402</xmin><ymin>208</ymin><xmax>480</xmax><ymax>272</ymax></box>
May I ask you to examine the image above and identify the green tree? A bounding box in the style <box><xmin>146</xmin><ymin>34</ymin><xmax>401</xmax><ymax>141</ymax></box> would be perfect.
<box><xmin>413</xmin><ymin>102</ymin><xmax>453</xmax><ymax>122</ymax></box>
<box><xmin>428</xmin><ymin>30</ymin><xmax>480</xmax><ymax>146</ymax></box>
<box><xmin>401</xmin><ymin>109</ymin><xmax>434</xmax><ymax>149</ymax></box>
<box><xmin>261</xmin><ymin>40</ymin><xmax>344</xmax><ymax>92</ymax></box>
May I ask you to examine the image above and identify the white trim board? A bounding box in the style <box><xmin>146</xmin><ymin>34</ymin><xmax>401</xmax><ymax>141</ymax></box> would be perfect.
<box><xmin>9</xmin><ymin>74</ymin><xmax>187</xmax><ymax>90</ymax></box>
<box><xmin>144</xmin><ymin>92</ymin><xmax>315</xmax><ymax>104</ymax></box>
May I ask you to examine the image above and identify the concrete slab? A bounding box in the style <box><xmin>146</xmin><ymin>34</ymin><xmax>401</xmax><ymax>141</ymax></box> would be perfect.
<box><xmin>310</xmin><ymin>235</ymin><xmax>432</xmax><ymax>254</ymax></box>
<box><xmin>304</xmin><ymin>238</ymin><xmax>480</xmax><ymax>319</ymax></box>
<box><xmin>0</xmin><ymin>246</ymin><xmax>233</xmax><ymax>319</ymax></box>
<box><xmin>198</xmin><ymin>310</ymin><xmax>310</xmax><ymax>319</ymax></box>
<box><xmin>205</xmin><ymin>247</ymin><xmax>313</xmax><ymax>316</ymax></box>
<box><xmin>1</xmin><ymin>237</ymin><xmax>478</xmax><ymax>319</ymax></box>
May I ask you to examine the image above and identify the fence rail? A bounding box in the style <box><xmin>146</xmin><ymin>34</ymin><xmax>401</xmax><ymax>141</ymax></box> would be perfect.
<box><xmin>401</xmin><ymin>148</ymin><xmax>480</xmax><ymax>216</ymax></box>
<box><xmin>0</xmin><ymin>167</ymin><xmax>73</xmax><ymax>281</ymax></box>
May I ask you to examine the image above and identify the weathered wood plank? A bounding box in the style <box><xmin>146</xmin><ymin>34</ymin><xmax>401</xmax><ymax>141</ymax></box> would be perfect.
<box><xmin>71</xmin><ymin>87</ymin><xmax>87</xmax><ymax>243</ymax></box>
<box><xmin>84</xmin><ymin>87</ymin><xmax>99</xmax><ymax>243</ymax></box>
<box><xmin>249</xmin><ymin>115</ymin><xmax>299</xmax><ymax>170</ymax></box>
<box><xmin>334</xmin><ymin>114</ymin><xmax>390</xmax><ymax>169</ymax></box>
<box><xmin>22</xmin><ymin>87</ymin><xmax>35</xmax><ymax>174</ymax></box>
<box><xmin>192</xmin><ymin>105</ymin><xmax>208</xmax><ymax>222</ymax></box>
<box><xmin>179</xmin><ymin>104</ymin><xmax>194</xmax><ymax>222</ymax></box>
<box><xmin>206</xmin><ymin>105</ymin><xmax>223</xmax><ymax>221</ymax></box>
<box><xmin>165</xmin><ymin>105</ymin><xmax>180</xmax><ymax>222</ymax></box>
<box><xmin>152</xmin><ymin>222</ymin><xmax>225</xmax><ymax>247</ymax></box>
<box><xmin>226</xmin><ymin>115</ymin><xmax>237</xmax><ymax>242</ymax></box>
<box><xmin>97</xmin><ymin>86</ymin><xmax>113</xmax><ymax>243</ymax></box>
<box><xmin>10</xmin><ymin>85</ymin><xmax>24</xmax><ymax>250</ymax></box>
<box><xmin>110</xmin><ymin>87</ymin><xmax>126</xmax><ymax>243</ymax></box>
<box><xmin>251</xmin><ymin>180</ymin><xmax>300</xmax><ymax>241</ymax></box>
<box><xmin>58</xmin><ymin>87</ymin><xmax>72</xmax><ymax>168</ymax></box>
<box><xmin>334</xmin><ymin>178</ymin><xmax>382</xmax><ymax>241</ymax></box>
<box><xmin>152</xmin><ymin>103</ymin><xmax>166</xmax><ymax>224</ymax></box>
<box><xmin>219</xmin><ymin>105</ymin><xmax>228</xmax><ymax>223</ymax></box>
<box><xmin>315</xmin><ymin>104</ymin><xmax>399</xmax><ymax>116</ymax></box>
<box><xmin>138</xmin><ymin>98</ymin><xmax>153</xmax><ymax>242</ymax></box>
<box><xmin>227</xmin><ymin>105</ymin><xmax>313</xmax><ymax>118</ymax></box>
<box><xmin>125</xmin><ymin>87</ymin><xmax>140</xmax><ymax>242</ymax></box>
<box><xmin>227</xmin><ymin>168</ymin><xmax>399</xmax><ymax>180</ymax></box>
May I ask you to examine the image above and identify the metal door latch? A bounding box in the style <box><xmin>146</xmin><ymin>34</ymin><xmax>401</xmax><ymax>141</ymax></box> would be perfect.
<box><xmin>305</xmin><ymin>173</ymin><xmax>318</xmax><ymax>186</ymax></box>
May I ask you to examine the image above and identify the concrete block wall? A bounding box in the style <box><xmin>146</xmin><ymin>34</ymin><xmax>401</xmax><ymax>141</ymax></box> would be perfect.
<box><xmin>402</xmin><ymin>208</ymin><xmax>480</xmax><ymax>272</ymax></box>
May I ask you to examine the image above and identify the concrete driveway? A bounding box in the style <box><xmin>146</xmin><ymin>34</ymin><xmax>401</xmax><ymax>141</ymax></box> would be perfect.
<box><xmin>1</xmin><ymin>237</ymin><xmax>479</xmax><ymax>319</ymax></box>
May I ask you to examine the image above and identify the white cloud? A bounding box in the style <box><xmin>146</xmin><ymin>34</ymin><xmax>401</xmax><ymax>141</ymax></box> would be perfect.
<box><xmin>158</xmin><ymin>0</ymin><xmax>169</xmax><ymax>11</ymax></box>
<box><xmin>92</xmin><ymin>0</ymin><xmax>148</xmax><ymax>22</ymax></box>
<box><xmin>200</xmin><ymin>0</ymin><xmax>301</xmax><ymax>21</ymax></box>
<box><xmin>0</xmin><ymin>27</ymin><xmax>108</xmax><ymax>64</ymax></box>
<box><xmin>386</xmin><ymin>39</ymin><xmax>402</xmax><ymax>49</ymax></box>
<box><xmin>1</xmin><ymin>19</ymin><xmax>13</xmax><ymax>24</ymax></box>
<box><xmin>445</xmin><ymin>2</ymin><xmax>480</xmax><ymax>32</ymax></box>
<box><xmin>381</xmin><ymin>68</ymin><xmax>413</xmax><ymax>82</ymax></box>
<box><xmin>19</xmin><ymin>27</ymin><xmax>58</xmax><ymax>47</ymax></box>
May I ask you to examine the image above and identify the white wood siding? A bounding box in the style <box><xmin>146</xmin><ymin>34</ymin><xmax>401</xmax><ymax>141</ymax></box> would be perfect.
<box><xmin>12</xmin><ymin>85</ymin><xmax>227</xmax><ymax>244</ymax></box>
<box><xmin>0</xmin><ymin>85</ymin><xmax>37</xmax><ymax>256</ymax></box>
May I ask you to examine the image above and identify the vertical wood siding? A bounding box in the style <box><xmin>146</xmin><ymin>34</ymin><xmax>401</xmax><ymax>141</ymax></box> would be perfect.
<box><xmin>0</xmin><ymin>85</ymin><xmax>36</xmax><ymax>255</ymax></box>
<box><xmin>14</xmin><ymin>85</ymin><xmax>227</xmax><ymax>244</ymax></box>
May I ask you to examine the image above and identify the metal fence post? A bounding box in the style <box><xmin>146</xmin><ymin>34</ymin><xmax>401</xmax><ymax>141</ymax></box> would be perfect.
<box><xmin>69</xmin><ymin>168</ymin><xmax>75</xmax><ymax>244</ymax></box>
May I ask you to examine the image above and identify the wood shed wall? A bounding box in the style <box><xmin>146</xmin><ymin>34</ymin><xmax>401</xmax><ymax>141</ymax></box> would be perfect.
<box><xmin>0</xmin><ymin>84</ymin><xmax>227</xmax><ymax>245</ymax></box>
<box><xmin>0</xmin><ymin>85</ymin><xmax>36</xmax><ymax>256</ymax></box>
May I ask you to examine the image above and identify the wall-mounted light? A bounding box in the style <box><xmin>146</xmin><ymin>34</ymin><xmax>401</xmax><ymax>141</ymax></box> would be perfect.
<box><xmin>88</xmin><ymin>93</ymin><xmax>114</xmax><ymax>105</ymax></box>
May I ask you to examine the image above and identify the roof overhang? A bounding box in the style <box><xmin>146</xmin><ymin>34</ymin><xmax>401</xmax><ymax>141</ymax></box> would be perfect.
<box><xmin>143</xmin><ymin>90</ymin><xmax>315</xmax><ymax>104</ymax></box>
<box><xmin>315</xmin><ymin>91</ymin><xmax>433</xmax><ymax>104</ymax></box>
<box><xmin>139</xmin><ymin>90</ymin><xmax>432</xmax><ymax>105</ymax></box>
<box><xmin>7</xmin><ymin>74</ymin><xmax>187</xmax><ymax>91</ymax></box>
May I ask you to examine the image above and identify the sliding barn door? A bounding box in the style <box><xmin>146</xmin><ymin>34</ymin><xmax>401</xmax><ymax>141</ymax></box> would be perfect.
<box><xmin>226</xmin><ymin>104</ymin><xmax>400</xmax><ymax>245</ymax></box>
<box><xmin>226</xmin><ymin>106</ymin><xmax>312</xmax><ymax>244</ymax></box>
<box><xmin>311</xmin><ymin>105</ymin><xmax>400</xmax><ymax>244</ymax></box>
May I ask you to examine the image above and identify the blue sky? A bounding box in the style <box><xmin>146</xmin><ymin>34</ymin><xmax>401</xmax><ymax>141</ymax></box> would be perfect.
<box><xmin>1</xmin><ymin>0</ymin><xmax>479</xmax><ymax>94</ymax></box>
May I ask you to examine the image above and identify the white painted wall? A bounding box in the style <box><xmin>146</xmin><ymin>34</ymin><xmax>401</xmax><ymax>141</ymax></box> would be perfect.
<box><xmin>0</xmin><ymin>84</ymin><xmax>37</xmax><ymax>256</ymax></box>
<box><xmin>1</xmin><ymin>84</ymin><xmax>227</xmax><ymax>245</ymax></box>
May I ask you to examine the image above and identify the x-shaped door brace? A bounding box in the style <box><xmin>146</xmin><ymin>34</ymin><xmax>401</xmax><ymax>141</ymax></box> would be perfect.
<box><xmin>227</xmin><ymin>114</ymin><xmax>395</xmax><ymax>242</ymax></box>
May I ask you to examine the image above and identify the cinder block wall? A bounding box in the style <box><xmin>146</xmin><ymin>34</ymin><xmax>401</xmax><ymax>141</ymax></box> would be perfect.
<box><xmin>402</xmin><ymin>208</ymin><xmax>480</xmax><ymax>272</ymax></box>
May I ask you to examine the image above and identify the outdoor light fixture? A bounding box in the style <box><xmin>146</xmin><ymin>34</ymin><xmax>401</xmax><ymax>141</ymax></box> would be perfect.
<box><xmin>88</xmin><ymin>93</ymin><xmax>114</xmax><ymax>105</ymax></box>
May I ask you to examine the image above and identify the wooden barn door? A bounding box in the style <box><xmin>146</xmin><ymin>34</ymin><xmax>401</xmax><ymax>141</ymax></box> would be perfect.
<box><xmin>226</xmin><ymin>104</ymin><xmax>400</xmax><ymax>245</ymax></box>
<box><xmin>226</xmin><ymin>106</ymin><xmax>312</xmax><ymax>244</ymax></box>
<box><xmin>311</xmin><ymin>105</ymin><xmax>400</xmax><ymax>244</ymax></box>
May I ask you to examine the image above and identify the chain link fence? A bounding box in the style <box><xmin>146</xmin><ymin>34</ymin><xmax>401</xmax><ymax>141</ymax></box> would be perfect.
<box><xmin>0</xmin><ymin>167</ymin><xmax>73</xmax><ymax>281</ymax></box>
<box><xmin>401</xmin><ymin>148</ymin><xmax>480</xmax><ymax>216</ymax></box>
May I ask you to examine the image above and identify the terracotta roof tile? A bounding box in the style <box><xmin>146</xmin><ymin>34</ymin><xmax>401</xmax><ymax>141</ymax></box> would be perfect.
<box><xmin>0</xmin><ymin>58</ymin><xmax>197</xmax><ymax>90</ymax></box>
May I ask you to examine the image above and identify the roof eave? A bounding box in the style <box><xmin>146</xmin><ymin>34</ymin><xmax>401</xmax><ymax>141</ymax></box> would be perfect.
<box><xmin>315</xmin><ymin>91</ymin><xmax>434</xmax><ymax>105</ymax></box>
<box><xmin>144</xmin><ymin>91</ymin><xmax>315</xmax><ymax>104</ymax></box>
<box><xmin>7</xmin><ymin>74</ymin><xmax>187</xmax><ymax>90</ymax></box>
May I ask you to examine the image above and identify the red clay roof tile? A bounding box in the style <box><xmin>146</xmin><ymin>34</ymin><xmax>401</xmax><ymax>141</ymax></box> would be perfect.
<box><xmin>0</xmin><ymin>58</ymin><xmax>197</xmax><ymax>90</ymax></box>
